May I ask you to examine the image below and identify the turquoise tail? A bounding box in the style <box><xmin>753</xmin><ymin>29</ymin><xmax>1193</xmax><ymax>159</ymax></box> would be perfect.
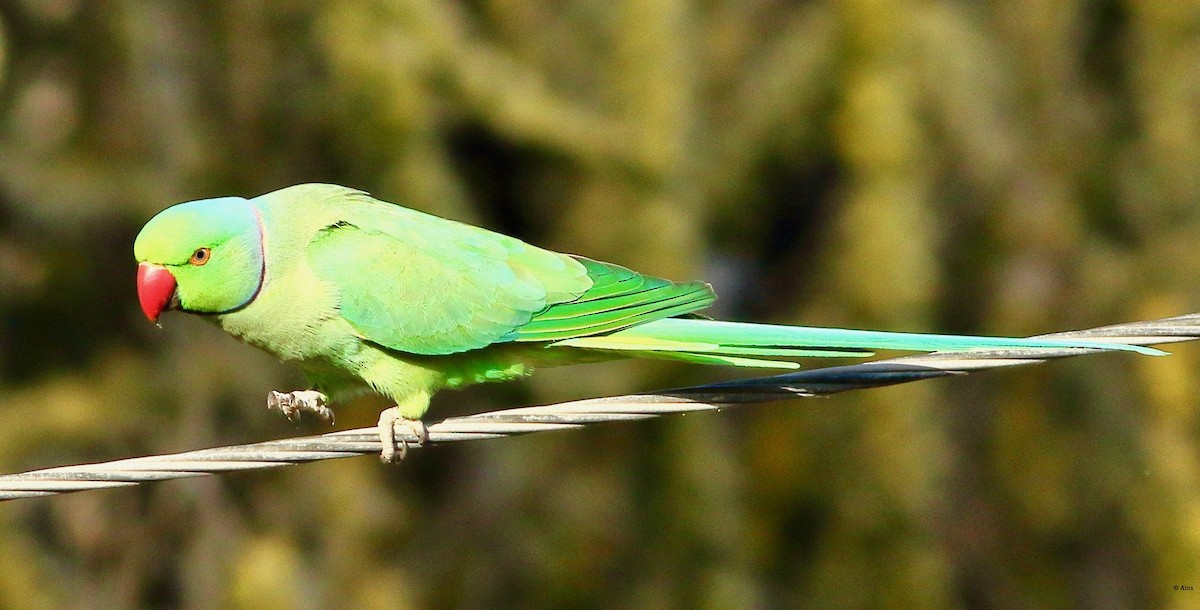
<box><xmin>548</xmin><ymin>317</ymin><xmax>1165</xmax><ymax>369</ymax></box>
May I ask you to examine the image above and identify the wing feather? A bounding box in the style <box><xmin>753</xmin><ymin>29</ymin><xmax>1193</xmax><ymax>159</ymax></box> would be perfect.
<box><xmin>307</xmin><ymin>190</ymin><xmax>715</xmax><ymax>355</ymax></box>
<box><xmin>308</xmin><ymin>199</ymin><xmax>588</xmax><ymax>355</ymax></box>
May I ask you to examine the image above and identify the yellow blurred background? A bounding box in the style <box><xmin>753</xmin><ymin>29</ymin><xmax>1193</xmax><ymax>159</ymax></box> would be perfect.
<box><xmin>1</xmin><ymin>1</ymin><xmax>1200</xmax><ymax>608</ymax></box>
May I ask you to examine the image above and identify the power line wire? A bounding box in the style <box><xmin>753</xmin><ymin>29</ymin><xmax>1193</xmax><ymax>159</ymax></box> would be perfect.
<box><xmin>2</xmin><ymin>313</ymin><xmax>1197</xmax><ymax>501</ymax></box>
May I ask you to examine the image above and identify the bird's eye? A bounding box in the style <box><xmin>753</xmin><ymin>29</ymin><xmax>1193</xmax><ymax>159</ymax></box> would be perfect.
<box><xmin>189</xmin><ymin>247</ymin><xmax>211</xmax><ymax>266</ymax></box>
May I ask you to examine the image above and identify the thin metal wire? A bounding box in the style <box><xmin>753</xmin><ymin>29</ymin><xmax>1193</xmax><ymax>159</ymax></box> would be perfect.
<box><xmin>2</xmin><ymin>313</ymin><xmax>1198</xmax><ymax>501</ymax></box>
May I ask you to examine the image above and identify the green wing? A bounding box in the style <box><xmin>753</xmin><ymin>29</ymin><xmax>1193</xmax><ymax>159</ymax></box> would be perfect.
<box><xmin>307</xmin><ymin>193</ymin><xmax>715</xmax><ymax>355</ymax></box>
<box><xmin>503</xmin><ymin>257</ymin><xmax>715</xmax><ymax>342</ymax></box>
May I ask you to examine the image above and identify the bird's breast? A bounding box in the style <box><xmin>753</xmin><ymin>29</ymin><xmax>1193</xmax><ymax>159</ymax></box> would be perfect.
<box><xmin>214</xmin><ymin>261</ymin><xmax>352</xmax><ymax>364</ymax></box>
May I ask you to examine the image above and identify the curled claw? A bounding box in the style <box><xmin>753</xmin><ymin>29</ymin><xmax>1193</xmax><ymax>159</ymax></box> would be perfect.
<box><xmin>377</xmin><ymin>407</ymin><xmax>428</xmax><ymax>463</ymax></box>
<box><xmin>266</xmin><ymin>390</ymin><xmax>334</xmax><ymax>425</ymax></box>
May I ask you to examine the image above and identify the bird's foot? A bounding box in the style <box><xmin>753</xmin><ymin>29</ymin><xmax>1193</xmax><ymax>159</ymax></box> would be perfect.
<box><xmin>267</xmin><ymin>390</ymin><xmax>334</xmax><ymax>425</ymax></box>
<box><xmin>377</xmin><ymin>407</ymin><xmax>428</xmax><ymax>463</ymax></box>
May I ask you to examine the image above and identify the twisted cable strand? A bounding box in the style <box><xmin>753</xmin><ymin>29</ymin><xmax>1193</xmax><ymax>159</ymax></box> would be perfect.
<box><xmin>2</xmin><ymin>313</ymin><xmax>1198</xmax><ymax>501</ymax></box>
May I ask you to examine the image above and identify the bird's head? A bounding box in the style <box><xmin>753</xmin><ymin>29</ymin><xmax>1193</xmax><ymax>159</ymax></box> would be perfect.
<box><xmin>133</xmin><ymin>196</ymin><xmax>265</xmax><ymax>323</ymax></box>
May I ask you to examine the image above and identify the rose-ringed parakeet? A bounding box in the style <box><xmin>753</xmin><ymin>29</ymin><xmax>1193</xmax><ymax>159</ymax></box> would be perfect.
<box><xmin>133</xmin><ymin>184</ymin><xmax>1161</xmax><ymax>461</ymax></box>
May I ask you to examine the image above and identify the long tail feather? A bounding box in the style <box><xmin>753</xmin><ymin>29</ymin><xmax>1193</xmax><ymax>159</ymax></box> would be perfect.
<box><xmin>548</xmin><ymin>317</ymin><xmax>1166</xmax><ymax>368</ymax></box>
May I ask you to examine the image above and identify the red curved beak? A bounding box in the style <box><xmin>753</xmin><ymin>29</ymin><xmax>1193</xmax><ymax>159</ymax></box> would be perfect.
<box><xmin>137</xmin><ymin>263</ymin><xmax>177</xmax><ymax>323</ymax></box>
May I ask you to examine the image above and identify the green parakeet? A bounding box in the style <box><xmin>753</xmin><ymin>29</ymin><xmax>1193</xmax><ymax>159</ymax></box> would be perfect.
<box><xmin>134</xmin><ymin>184</ymin><xmax>1161</xmax><ymax>460</ymax></box>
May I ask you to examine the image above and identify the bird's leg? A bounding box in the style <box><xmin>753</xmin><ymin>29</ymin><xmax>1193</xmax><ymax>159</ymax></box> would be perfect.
<box><xmin>377</xmin><ymin>407</ymin><xmax>429</xmax><ymax>463</ymax></box>
<box><xmin>267</xmin><ymin>390</ymin><xmax>335</xmax><ymax>424</ymax></box>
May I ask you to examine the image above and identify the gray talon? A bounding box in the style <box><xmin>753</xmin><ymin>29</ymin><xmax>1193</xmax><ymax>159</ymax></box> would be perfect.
<box><xmin>266</xmin><ymin>390</ymin><xmax>334</xmax><ymax>424</ymax></box>
<box><xmin>377</xmin><ymin>407</ymin><xmax>428</xmax><ymax>463</ymax></box>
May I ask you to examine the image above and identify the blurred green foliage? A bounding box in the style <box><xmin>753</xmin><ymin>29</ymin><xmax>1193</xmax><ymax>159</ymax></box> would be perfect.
<box><xmin>1</xmin><ymin>1</ymin><xmax>1200</xmax><ymax>608</ymax></box>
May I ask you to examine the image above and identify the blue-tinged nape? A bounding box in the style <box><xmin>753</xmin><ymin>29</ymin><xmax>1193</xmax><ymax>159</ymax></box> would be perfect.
<box><xmin>135</xmin><ymin>197</ymin><xmax>259</xmax><ymax>265</ymax></box>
